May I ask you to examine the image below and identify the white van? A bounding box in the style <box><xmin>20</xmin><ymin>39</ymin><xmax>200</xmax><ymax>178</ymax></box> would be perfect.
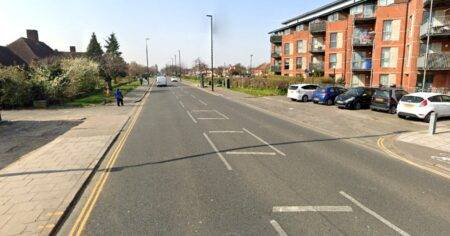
<box><xmin>156</xmin><ymin>76</ymin><xmax>168</xmax><ymax>87</ymax></box>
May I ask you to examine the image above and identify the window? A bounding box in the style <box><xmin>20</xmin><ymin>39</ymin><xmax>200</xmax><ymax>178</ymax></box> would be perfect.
<box><xmin>284</xmin><ymin>29</ymin><xmax>291</xmax><ymax>35</ymax></box>
<box><xmin>284</xmin><ymin>59</ymin><xmax>290</xmax><ymax>70</ymax></box>
<box><xmin>295</xmin><ymin>25</ymin><xmax>304</xmax><ymax>31</ymax></box>
<box><xmin>381</xmin><ymin>48</ymin><xmax>391</xmax><ymax>67</ymax></box>
<box><xmin>379</xmin><ymin>0</ymin><xmax>394</xmax><ymax>6</ymax></box>
<box><xmin>329</xmin><ymin>54</ymin><xmax>337</xmax><ymax>69</ymax></box>
<box><xmin>350</xmin><ymin>5</ymin><xmax>363</xmax><ymax>15</ymax></box>
<box><xmin>328</xmin><ymin>13</ymin><xmax>339</xmax><ymax>22</ymax></box>
<box><xmin>442</xmin><ymin>95</ymin><xmax>450</xmax><ymax>102</ymax></box>
<box><xmin>296</xmin><ymin>57</ymin><xmax>303</xmax><ymax>69</ymax></box>
<box><xmin>429</xmin><ymin>96</ymin><xmax>443</xmax><ymax>103</ymax></box>
<box><xmin>380</xmin><ymin>74</ymin><xmax>390</xmax><ymax>86</ymax></box>
<box><xmin>383</xmin><ymin>20</ymin><xmax>392</xmax><ymax>40</ymax></box>
<box><xmin>284</xmin><ymin>43</ymin><xmax>290</xmax><ymax>55</ymax></box>
<box><xmin>330</xmin><ymin>33</ymin><xmax>337</xmax><ymax>48</ymax></box>
<box><xmin>297</xmin><ymin>40</ymin><xmax>304</xmax><ymax>53</ymax></box>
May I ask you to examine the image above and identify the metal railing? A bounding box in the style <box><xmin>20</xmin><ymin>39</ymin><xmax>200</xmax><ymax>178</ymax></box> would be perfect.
<box><xmin>271</xmin><ymin>52</ymin><xmax>281</xmax><ymax>58</ymax></box>
<box><xmin>420</xmin><ymin>16</ymin><xmax>450</xmax><ymax>37</ymax></box>
<box><xmin>309</xmin><ymin>21</ymin><xmax>326</xmax><ymax>33</ymax></box>
<box><xmin>353</xmin><ymin>5</ymin><xmax>376</xmax><ymax>20</ymax></box>
<box><xmin>352</xmin><ymin>35</ymin><xmax>374</xmax><ymax>46</ymax></box>
<box><xmin>415</xmin><ymin>86</ymin><xmax>449</xmax><ymax>95</ymax></box>
<box><xmin>270</xmin><ymin>35</ymin><xmax>282</xmax><ymax>44</ymax></box>
<box><xmin>310</xmin><ymin>44</ymin><xmax>325</xmax><ymax>53</ymax></box>
<box><xmin>352</xmin><ymin>59</ymin><xmax>373</xmax><ymax>70</ymax></box>
<box><xmin>309</xmin><ymin>62</ymin><xmax>324</xmax><ymax>72</ymax></box>
<box><xmin>417</xmin><ymin>52</ymin><xmax>450</xmax><ymax>70</ymax></box>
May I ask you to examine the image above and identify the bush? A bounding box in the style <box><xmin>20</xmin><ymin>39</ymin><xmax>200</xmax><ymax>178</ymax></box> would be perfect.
<box><xmin>0</xmin><ymin>66</ymin><xmax>32</xmax><ymax>108</ymax></box>
<box><xmin>60</xmin><ymin>58</ymin><xmax>100</xmax><ymax>98</ymax></box>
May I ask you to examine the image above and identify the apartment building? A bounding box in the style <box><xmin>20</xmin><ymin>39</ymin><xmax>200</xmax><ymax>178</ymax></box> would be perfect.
<box><xmin>269</xmin><ymin>0</ymin><xmax>449</xmax><ymax>93</ymax></box>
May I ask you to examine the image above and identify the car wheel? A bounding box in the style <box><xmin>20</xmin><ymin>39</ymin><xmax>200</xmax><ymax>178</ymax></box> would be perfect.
<box><xmin>389</xmin><ymin>106</ymin><xmax>397</xmax><ymax>114</ymax></box>
<box><xmin>397</xmin><ymin>114</ymin><xmax>405</xmax><ymax>119</ymax></box>
<box><xmin>290</xmin><ymin>98</ymin><xmax>296</xmax><ymax>101</ymax></box>
<box><xmin>326</xmin><ymin>99</ymin><xmax>333</xmax><ymax>105</ymax></box>
<box><xmin>302</xmin><ymin>95</ymin><xmax>308</xmax><ymax>102</ymax></box>
<box><xmin>424</xmin><ymin>112</ymin><xmax>432</xmax><ymax>123</ymax></box>
<box><xmin>354</xmin><ymin>102</ymin><xmax>361</xmax><ymax>110</ymax></box>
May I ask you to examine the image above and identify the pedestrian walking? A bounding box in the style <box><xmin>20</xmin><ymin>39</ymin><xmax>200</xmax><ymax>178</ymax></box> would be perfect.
<box><xmin>114</xmin><ymin>88</ymin><xmax>124</xmax><ymax>106</ymax></box>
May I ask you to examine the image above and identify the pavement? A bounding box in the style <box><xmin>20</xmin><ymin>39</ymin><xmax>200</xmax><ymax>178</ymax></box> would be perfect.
<box><xmin>59</xmin><ymin>82</ymin><xmax>450</xmax><ymax>235</ymax></box>
<box><xmin>0</xmin><ymin>83</ymin><xmax>151</xmax><ymax>235</ymax></box>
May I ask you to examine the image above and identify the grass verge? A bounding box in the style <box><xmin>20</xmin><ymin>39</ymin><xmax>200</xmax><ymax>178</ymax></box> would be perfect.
<box><xmin>231</xmin><ymin>87</ymin><xmax>286</xmax><ymax>97</ymax></box>
<box><xmin>65</xmin><ymin>80</ymin><xmax>141</xmax><ymax>107</ymax></box>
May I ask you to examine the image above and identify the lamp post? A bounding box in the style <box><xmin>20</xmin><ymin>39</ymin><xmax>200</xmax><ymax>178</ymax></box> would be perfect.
<box><xmin>422</xmin><ymin>0</ymin><xmax>434</xmax><ymax>92</ymax></box>
<box><xmin>249</xmin><ymin>54</ymin><xmax>253</xmax><ymax>77</ymax></box>
<box><xmin>174</xmin><ymin>54</ymin><xmax>177</xmax><ymax>77</ymax></box>
<box><xmin>178</xmin><ymin>50</ymin><xmax>181</xmax><ymax>78</ymax></box>
<box><xmin>206</xmin><ymin>14</ymin><xmax>214</xmax><ymax>91</ymax></box>
<box><xmin>145</xmin><ymin>38</ymin><xmax>150</xmax><ymax>84</ymax></box>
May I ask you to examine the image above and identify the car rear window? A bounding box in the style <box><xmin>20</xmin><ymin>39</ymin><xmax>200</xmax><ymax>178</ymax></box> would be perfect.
<box><xmin>400</xmin><ymin>96</ymin><xmax>423</xmax><ymax>103</ymax></box>
<box><xmin>289</xmin><ymin>85</ymin><xmax>298</xmax><ymax>90</ymax></box>
<box><xmin>374</xmin><ymin>90</ymin><xmax>389</xmax><ymax>98</ymax></box>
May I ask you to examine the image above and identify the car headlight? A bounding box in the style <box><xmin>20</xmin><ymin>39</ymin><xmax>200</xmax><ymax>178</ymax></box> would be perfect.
<box><xmin>345</xmin><ymin>97</ymin><xmax>355</xmax><ymax>103</ymax></box>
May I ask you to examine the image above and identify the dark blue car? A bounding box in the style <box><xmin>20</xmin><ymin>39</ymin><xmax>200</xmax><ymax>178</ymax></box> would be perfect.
<box><xmin>313</xmin><ymin>86</ymin><xmax>347</xmax><ymax>105</ymax></box>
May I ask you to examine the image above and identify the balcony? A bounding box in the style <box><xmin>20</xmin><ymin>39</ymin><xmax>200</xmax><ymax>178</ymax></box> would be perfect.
<box><xmin>352</xmin><ymin>59</ymin><xmax>372</xmax><ymax>72</ymax></box>
<box><xmin>271</xmin><ymin>65</ymin><xmax>281</xmax><ymax>73</ymax></box>
<box><xmin>309</xmin><ymin>62</ymin><xmax>324</xmax><ymax>72</ymax></box>
<box><xmin>271</xmin><ymin>52</ymin><xmax>281</xmax><ymax>59</ymax></box>
<box><xmin>309</xmin><ymin>21</ymin><xmax>326</xmax><ymax>34</ymax></box>
<box><xmin>423</xmin><ymin>0</ymin><xmax>449</xmax><ymax>8</ymax></box>
<box><xmin>270</xmin><ymin>35</ymin><xmax>282</xmax><ymax>44</ymax></box>
<box><xmin>417</xmin><ymin>53</ymin><xmax>450</xmax><ymax>70</ymax></box>
<box><xmin>353</xmin><ymin>5</ymin><xmax>376</xmax><ymax>23</ymax></box>
<box><xmin>310</xmin><ymin>44</ymin><xmax>325</xmax><ymax>53</ymax></box>
<box><xmin>419</xmin><ymin>16</ymin><xmax>450</xmax><ymax>38</ymax></box>
<box><xmin>353</xmin><ymin>36</ymin><xmax>374</xmax><ymax>47</ymax></box>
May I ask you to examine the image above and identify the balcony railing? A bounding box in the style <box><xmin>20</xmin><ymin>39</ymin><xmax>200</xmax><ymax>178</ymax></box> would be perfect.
<box><xmin>417</xmin><ymin>52</ymin><xmax>450</xmax><ymax>70</ymax></box>
<box><xmin>353</xmin><ymin>5</ymin><xmax>376</xmax><ymax>21</ymax></box>
<box><xmin>420</xmin><ymin>16</ymin><xmax>450</xmax><ymax>38</ymax></box>
<box><xmin>352</xmin><ymin>59</ymin><xmax>373</xmax><ymax>71</ymax></box>
<box><xmin>270</xmin><ymin>35</ymin><xmax>282</xmax><ymax>44</ymax></box>
<box><xmin>309</xmin><ymin>62</ymin><xmax>324</xmax><ymax>72</ymax></box>
<box><xmin>310</xmin><ymin>44</ymin><xmax>325</xmax><ymax>53</ymax></box>
<box><xmin>353</xmin><ymin>34</ymin><xmax>374</xmax><ymax>46</ymax></box>
<box><xmin>271</xmin><ymin>52</ymin><xmax>281</xmax><ymax>58</ymax></box>
<box><xmin>309</xmin><ymin>21</ymin><xmax>326</xmax><ymax>34</ymax></box>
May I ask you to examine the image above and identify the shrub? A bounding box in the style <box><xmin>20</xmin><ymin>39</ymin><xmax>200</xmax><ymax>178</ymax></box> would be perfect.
<box><xmin>0</xmin><ymin>66</ymin><xmax>32</xmax><ymax>108</ymax></box>
<box><xmin>60</xmin><ymin>58</ymin><xmax>100</xmax><ymax>98</ymax></box>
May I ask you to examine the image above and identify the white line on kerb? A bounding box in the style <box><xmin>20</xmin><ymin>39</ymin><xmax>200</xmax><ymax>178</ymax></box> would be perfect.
<box><xmin>214</xmin><ymin>110</ymin><xmax>230</xmax><ymax>119</ymax></box>
<box><xmin>192</xmin><ymin>110</ymin><xmax>213</xmax><ymax>112</ymax></box>
<box><xmin>270</xmin><ymin>220</ymin><xmax>288</xmax><ymax>236</ymax></box>
<box><xmin>178</xmin><ymin>100</ymin><xmax>185</xmax><ymax>108</ymax></box>
<box><xmin>243</xmin><ymin>128</ymin><xmax>286</xmax><ymax>156</ymax></box>
<box><xmin>197</xmin><ymin>118</ymin><xmax>226</xmax><ymax>120</ymax></box>
<box><xmin>198</xmin><ymin>99</ymin><xmax>208</xmax><ymax>106</ymax></box>
<box><xmin>203</xmin><ymin>133</ymin><xmax>233</xmax><ymax>170</ymax></box>
<box><xmin>186</xmin><ymin>110</ymin><xmax>197</xmax><ymax>123</ymax></box>
<box><xmin>226</xmin><ymin>151</ymin><xmax>277</xmax><ymax>156</ymax></box>
<box><xmin>339</xmin><ymin>191</ymin><xmax>410</xmax><ymax>236</ymax></box>
<box><xmin>273</xmin><ymin>206</ymin><xmax>353</xmax><ymax>212</ymax></box>
<box><xmin>209</xmin><ymin>131</ymin><xmax>244</xmax><ymax>134</ymax></box>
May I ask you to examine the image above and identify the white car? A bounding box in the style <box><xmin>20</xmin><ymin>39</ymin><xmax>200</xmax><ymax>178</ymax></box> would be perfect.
<box><xmin>287</xmin><ymin>84</ymin><xmax>320</xmax><ymax>102</ymax></box>
<box><xmin>171</xmin><ymin>77</ymin><xmax>179</xmax><ymax>82</ymax></box>
<box><xmin>156</xmin><ymin>76</ymin><xmax>168</xmax><ymax>87</ymax></box>
<box><xmin>397</xmin><ymin>92</ymin><xmax>450</xmax><ymax>122</ymax></box>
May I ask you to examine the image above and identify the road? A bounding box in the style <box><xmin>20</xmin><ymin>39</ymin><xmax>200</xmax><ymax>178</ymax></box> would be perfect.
<box><xmin>66</xmin><ymin>82</ymin><xmax>450</xmax><ymax>235</ymax></box>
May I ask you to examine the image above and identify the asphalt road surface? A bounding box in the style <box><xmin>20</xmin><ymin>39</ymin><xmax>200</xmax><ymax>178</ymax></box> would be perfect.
<box><xmin>77</xmin><ymin>82</ymin><xmax>450</xmax><ymax>235</ymax></box>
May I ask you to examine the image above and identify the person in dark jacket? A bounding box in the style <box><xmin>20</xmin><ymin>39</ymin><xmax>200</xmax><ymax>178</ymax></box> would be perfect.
<box><xmin>114</xmin><ymin>88</ymin><xmax>124</xmax><ymax>106</ymax></box>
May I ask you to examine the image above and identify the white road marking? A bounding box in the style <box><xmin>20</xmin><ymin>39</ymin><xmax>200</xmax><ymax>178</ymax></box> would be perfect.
<box><xmin>340</xmin><ymin>191</ymin><xmax>410</xmax><ymax>236</ymax></box>
<box><xmin>273</xmin><ymin>206</ymin><xmax>353</xmax><ymax>212</ymax></box>
<box><xmin>191</xmin><ymin>94</ymin><xmax>197</xmax><ymax>99</ymax></box>
<box><xmin>270</xmin><ymin>220</ymin><xmax>288</xmax><ymax>236</ymax></box>
<box><xmin>214</xmin><ymin>110</ymin><xmax>230</xmax><ymax>119</ymax></box>
<box><xmin>209</xmin><ymin>131</ymin><xmax>244</xmax><ymax>134</ymax></box>
<box><xmin>192</xmin><ymin>110</ymin><xmax>213</xmax><ymax>112</ymax></box>
<box><xmin>226</xmin><ymin>151</ymin><xmax>277</xmax><ymax>156</ymax></box>
<box><xmin>243</xmin><ymin>128</ymin><xmax>286</xmax><ymax>157</ymax></box>
<box><xmin>197</xmin><ymin>118</ymin><xmax>226</xmax><ymax>120</ymax></box>
<box><xmin>198</xmin><ymin>99</ymin><xmax>208</xmax><ymax>106</ymax></box>
<box><xmin>186</xmin><ymin>110</ymin><xmax>197</xmax><ymax>123</ymax></box>
<box><xmin>203</xmin><ymin>133</ymin><xmax>233</xmax><ymax>170</ymax></box>
<box><xmin>179</xmin><ymin>100</ymin><xmax>185</xmax><ymax>108</ymax></box>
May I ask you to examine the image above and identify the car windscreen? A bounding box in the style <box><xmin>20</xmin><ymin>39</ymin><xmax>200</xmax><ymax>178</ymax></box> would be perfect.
<box><xmin>374</xmin><ymin>90</ymin><xmax>389</xmax><ymax>98</ymax></box>
<box><xmin>400</xmin><ymin>96</ymin><xmax>423</xmax><ymax>103</ymax></box>
<box><xmin>345</xmin><ymin>87</ymin><xmax>364</xmax><ymax>96</ymax></box>
<box><xmin>289</xmin><ymin>85</ymin><xmax>298</xmax><ymax>90</ymax></box>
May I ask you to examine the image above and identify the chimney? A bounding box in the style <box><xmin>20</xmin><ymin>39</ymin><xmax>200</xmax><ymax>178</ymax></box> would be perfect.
<box><xmin>70</xmin><ymin>46</ymin><xmax>76</xmax><ymax>53</ymax></box>
<box><xmin>26</xmin><ymin>29</ymin><xmax>39</xmax><ymax>42</ymax></box>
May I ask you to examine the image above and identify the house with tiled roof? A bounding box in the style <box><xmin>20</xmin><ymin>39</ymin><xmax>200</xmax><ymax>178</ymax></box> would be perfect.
<box><xmin>0</xmin><ymin>46</ymin><xmax>26</xmax><ymax>66</ymax></box>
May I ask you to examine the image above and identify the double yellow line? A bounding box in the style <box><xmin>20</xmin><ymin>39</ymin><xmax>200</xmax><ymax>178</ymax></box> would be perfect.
<box><xmin>377</xmin><ymin>136</ymin><xmax>450</xmax><ymax>180</ymax></box>
<box><xmin>69</xmin><ymin>83</ymin><xmax>153</xmax><ymax>236</ymax></box>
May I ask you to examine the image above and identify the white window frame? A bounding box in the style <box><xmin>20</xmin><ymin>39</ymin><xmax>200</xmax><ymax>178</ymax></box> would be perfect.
<box><xmin>383</xmin><ymin>20</ymin><xmax>392</xmax><ymax>41</ymax></box>
<box><xmin>381</xmin><ymin>47</ymin><xmax>391</xmax><ymax>68</ymax></box>
<box><xmin>329</xmin><ymin>53</ymin><xmax>337</xmax><ymax>69</ymax></box>
<box><xmin>330</xmin><ymin>33</ymin><xmax>337</xmax><ymax>48</ymax></box>
<box><xmin>379</xmin><ymin>0</ymin><xmax>394</xmax><ymax>6</ymax></box>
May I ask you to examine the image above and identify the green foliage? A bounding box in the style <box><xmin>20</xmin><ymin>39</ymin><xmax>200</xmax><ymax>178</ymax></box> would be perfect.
<box><xmin>86</xmin><ymin>33</ymin><xmax>104</xmax><ymax>60</ymax></box>
<box><xmin>0</xmin><ymin>66</ymin><xmax>32</xmax><ymax>108</ymax></box>
<box><xmin>231</xmin><ymin>87</ymin><xmax>286</xmax><ymax>96</ymax></box>
<box><xmin>105</xmin><ymin>33</ymin><xmax>121</xmax><ymax>57</ymax></box>
<box><xmin>60</xmin><ymin>58</ymin><xmax>100</xmax><ymax>98</ymax></box>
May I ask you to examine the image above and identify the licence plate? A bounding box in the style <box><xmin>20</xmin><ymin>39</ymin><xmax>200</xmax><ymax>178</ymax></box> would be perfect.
<box><xmin>375</xmin><ymin>98</ymin><xmax>384</xmax><ymax>102</ymax></box>
<box><xmin>336</xmin><ymin>101</ymin><xmax>343</xmax><ymax>104</ymax></box>
<box><xmin>314</xmin><ymin>97</ymin><xmax>319</xmax><ymax>101</ymax></box>
<box><xmin>403</xmin><ymin>104</ymin><xmax>414</xmax><ymax>109</ymax></box>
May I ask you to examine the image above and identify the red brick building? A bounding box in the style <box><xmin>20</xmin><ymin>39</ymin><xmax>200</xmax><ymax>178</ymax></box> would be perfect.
<box><xmin>269</xmin><ymin>0</ymin><xmax>449</xmax><ymax>94</ymax></box>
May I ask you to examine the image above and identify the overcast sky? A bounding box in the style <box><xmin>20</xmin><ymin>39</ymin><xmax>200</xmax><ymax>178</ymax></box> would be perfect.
<box><xmin>0</xmin><ymin>0</ymin><xmax>329</xmax><ymax>69</ymax></box>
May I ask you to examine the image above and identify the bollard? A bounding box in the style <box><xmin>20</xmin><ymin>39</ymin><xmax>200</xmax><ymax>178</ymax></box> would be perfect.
<box><xmin>428</xmin><ymin>112</ymin><xmax>437</xmax><ymax>135</ymax></box>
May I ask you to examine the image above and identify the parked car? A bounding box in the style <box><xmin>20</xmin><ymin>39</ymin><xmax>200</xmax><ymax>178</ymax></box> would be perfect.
<box><xmin>287</xmin><ymin>84</ymin><xmax>320</xmax><ymax>102</ymax></box>
<box><xmin>312</xmin><ymin>86</ymin><xmax>347</xmax><ymax>105</ymax></box>
<box><xmin>370</xmin><ymin>87</ymin><xmax>408</xmax><ymax>114</ymax></box>
<box><xmin>397</xmin><ymin>92</ymin><xmax>450</xmax><ymax>122</ymax></box>
<box><xmin>156</xmin><ymin>76</ymin><xmax>168</xmax><ymax>87</ymax></box>
<box><xmin>171</xmin><ymin>77</ymin><xmax>179</xmax><ymax>82</ymax></box>
<box><xmin>335</xmin><ymin>87</ymin><xmax>375</xmax><ymax>109</ymax></box>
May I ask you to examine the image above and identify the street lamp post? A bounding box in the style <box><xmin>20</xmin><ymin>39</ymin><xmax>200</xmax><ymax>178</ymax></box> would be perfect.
<box><xmin>206</xmin><ymin>14</ymin><xmax>214</xmax><ymax>91</ymax></box>
<box><xmin>174</xmin><ymin>54</ymin><xmax>177</xmax><ymax>77</ymax></box>
<box><xmin>249</xmin><ymin>54</ymin><xmax>253</xmax><ymax>77</ymax></box>
<box><xmin>145</xmin><ymin>38</ymin><xmax>150</xmax><ymax>84</ymax></box>
<box><xmin>178</xmin><ymin>50</ymin><xmax>181</xmax><ymax>78</ymax></box>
